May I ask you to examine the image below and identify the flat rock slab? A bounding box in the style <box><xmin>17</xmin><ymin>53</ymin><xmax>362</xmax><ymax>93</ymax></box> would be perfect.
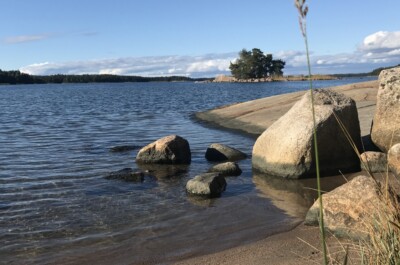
<box><xmin>196</xmin><ymin>80</ymin><xmax>378</xmax><ymax>137</ymax></box>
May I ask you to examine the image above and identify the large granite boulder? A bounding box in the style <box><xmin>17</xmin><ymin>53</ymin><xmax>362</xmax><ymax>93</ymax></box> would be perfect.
<box><xmin>205</xmin><ymin>143</ymin><xmax>247</xmax><ymax>162</ymax></box>
<box><xmin>371</xmin><ymin>67</ymin><xmax>400</xmax><ymax>152</ymax></box>
<box><xmin>252</xmin><ymin>89</ymin><xmax>362</xmax><ymax>178</ymax></box>
<box><xmin>208</xmin><ymin>162</ymin><xmax>242</xmax><ymax>176</ymax></box>
<box><xmin>305</xmin><ymin>175</ymin><xmax>384</xmax><ymax>239</ymax></box>
<box><xmin>186</xmin><ymin>173</ymin><xmax>226</xmax><ymax>197</ymax></box>
<box><xmin>136</xmin><ymin>135</ymin><xmax>191</xmax><ymax>164</ymax></box>
<box><xmin>360</xmin><ymin>151</ymin><xmax>388</xmax><ymax>173</ymax></box>
<box><xmin>388</xmin><ymin>143</ymin><xmax>400</xmax><ymax>178</ymax></box>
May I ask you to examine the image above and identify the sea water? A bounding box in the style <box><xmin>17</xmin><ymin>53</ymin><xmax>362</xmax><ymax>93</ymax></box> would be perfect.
<box><xmin>0</xmin><ymin>77</ymin><xmax>375</xmax><ymax>264</ymax></box>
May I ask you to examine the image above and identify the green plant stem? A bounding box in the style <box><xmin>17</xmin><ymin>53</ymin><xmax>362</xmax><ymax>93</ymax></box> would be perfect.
<box><xmin>303</xmin><ymin>33</ymin><xmax>328</xmax><ymax>264</ymax></box>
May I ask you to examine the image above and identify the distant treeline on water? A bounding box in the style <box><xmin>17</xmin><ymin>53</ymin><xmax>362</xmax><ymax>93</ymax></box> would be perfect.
<box><xmin>1</xmin><ymin>64</ymin><xmax>398</xmax><ymax>85</ymax></box>
<box><xmin>0</xmin><ymin>70</ymin><xmax>211</xmax><ymax>85</ymax></box>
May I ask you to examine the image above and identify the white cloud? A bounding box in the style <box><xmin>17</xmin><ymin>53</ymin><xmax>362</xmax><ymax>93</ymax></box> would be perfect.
<box><xmin>360</xmin><ymin>31</ymin><xmax>400</xmax><ymax>52</ymax></box>
<box><xmin>20</xmin><ymin>53</ymin><xmax>237</xmax><ymax>77</ymax></box>
<box><xmin>3</xmin><ymin>34</ymin><xmax>51</xmax><ymax>44</ymax></box>
<box><xmin>19</xmin><ymin>31</ymin><xmax>400</xmax><ymax>77</ymax></box>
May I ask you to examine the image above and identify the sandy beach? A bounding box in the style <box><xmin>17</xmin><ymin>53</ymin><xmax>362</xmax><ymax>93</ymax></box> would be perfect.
<box><xmin>177</xmin><ymin>80</ymin><xmax>379</xmax><ymax>265</ymax></box>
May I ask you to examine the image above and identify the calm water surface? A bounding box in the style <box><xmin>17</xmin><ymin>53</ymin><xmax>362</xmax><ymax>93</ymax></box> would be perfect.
<box><xmin>0</xmin><ymin>78</ymin><xmax>375</xmax><ymax>264</ymax></box>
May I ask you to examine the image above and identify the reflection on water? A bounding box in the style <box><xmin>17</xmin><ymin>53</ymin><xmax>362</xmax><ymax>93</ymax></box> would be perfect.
<box><xmin>137</xmin><ymin>163</ymin><xmax>189</xmax><ymax>179</ymax></box>
<box><xmin>253</xmin><ymin>171</ymin><xmax>361</xmax><ymax>219</ymax></box>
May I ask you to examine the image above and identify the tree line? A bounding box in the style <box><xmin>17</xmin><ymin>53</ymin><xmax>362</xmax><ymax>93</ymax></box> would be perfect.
<box><xmin>0</xmin><ymin>70</ymin><xmax>210</xmax><ymax>85</ymax></box>
<box><xmin>229</xmin><ymin>48</ymin><xmax>285</xmax><ymax>79</ymax></box>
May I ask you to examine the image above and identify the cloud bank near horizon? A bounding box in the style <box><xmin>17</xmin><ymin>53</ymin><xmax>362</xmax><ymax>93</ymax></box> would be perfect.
<box><xmin>20</xmin><ymin>31</ymin><xmax>400</xmax><ymax>77</ymax></box>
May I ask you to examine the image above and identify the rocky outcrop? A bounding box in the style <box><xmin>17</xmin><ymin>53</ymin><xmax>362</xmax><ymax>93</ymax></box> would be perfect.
<box><xmin>360</xmin><ymin>151</ymin><xmax>388</xmax><ymax>173</ymax></box>
<box><xmin>105</xmin><ymin>168</ymin><xmax>144</xmax><ymax>182</ymax></box>
<box><xmin>305</xmin><ymin>175</ymin><xmax>384</xmax><ymax>239</ymax></box>
<box><xmin>213</xmin><ymin>75</ymin><xmax>237</xmax><ymax>82</ymax></box>
<box><xmin>388</xmin><ymin>143</ymin><xmax>400</xmax><ymax>178</ymax></box>
<box><xmin>252</xmin><ymin>89</ymin><xmax>362</xmax><ymax>178</ymax></box>
<box><xmin>205</xmin><ymin>143</ymin><xmax>247</xmax><ymax>162</ymax></box>
<box><xmin>186</xmin><ymin>173</ymin><xmax>226</xmax><ymax>197</ymax></box>
<box><xmin>371</xmin><ymin>67</ymin><xmax>400</xmax><ymax>152</ymax></box>
<box><xmin>208</xmin><ymin>162</ymin><xmax>242</xmax><ymax>176</ymax></box>
<box><xmin>136</xmin><ymin>135</ymin><xmax>191</xmax><ymax>164</ymax></box>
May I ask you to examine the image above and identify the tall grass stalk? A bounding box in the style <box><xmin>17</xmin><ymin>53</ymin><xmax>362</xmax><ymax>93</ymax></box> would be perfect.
<box><xmin>294</xmin><ymin>1</ymin><xmax>328</xmax><ymax>264</ymax></box>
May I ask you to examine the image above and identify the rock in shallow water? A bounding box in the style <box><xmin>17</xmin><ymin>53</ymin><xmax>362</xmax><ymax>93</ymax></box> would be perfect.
<box><xmin>136</xmin><ymin>135</ymin><xmax>191</xmax><ymax>164</ymax></box>
<box><xmin>186</xmin><ymin>173</ymin><xmax>226</xmax><ymax>197</ymax></box>
<box><xmin>105</xmin><ymin>168</ymin><xmax>144</xmax><ymax>182</ymax></box>
<box><xmin>205</xmin><ymin>143</ymin><xmax>247</xmax><ymax>162</ymax></box>
<box><xmin>208</xmin><ymin>162</ymin><xmax>242</xmax><ymax>176</ymax></box>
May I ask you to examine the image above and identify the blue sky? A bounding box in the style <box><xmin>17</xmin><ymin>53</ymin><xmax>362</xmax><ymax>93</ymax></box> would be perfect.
<box><xmin>1</xmin><ymin>0</ymin><xmax>400</xmax><ymax>77</ymax></box>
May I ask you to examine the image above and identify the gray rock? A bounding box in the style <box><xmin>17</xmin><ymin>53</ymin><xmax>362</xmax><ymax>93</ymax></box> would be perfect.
<box><xmin>105</xmin><ymin>168</ymin><xmax>144</xmax><ymax>182</ymax></box>
<box><xmin>252</xmin><ymin>89</ymin><xmax>362</xmax><ymax>178</ymax></box>
<box><xmin>186</xmin><ymin>173</ymin><xmax>226</xmax><ymax>197</ymax></box>
<box><xmin>305</xmin><ymin>175</ymin><xmax>384</xmax><ymax>240</ymax></box>
<box><xmin>208</xmin><ymin>162</ymin><xmax>242</xmax><ymax>176</ymax></box>
<box><xmin>388</xmin><ymin>143</ymin><xmax>400</xmax><ymax>178</ymax></box>
<box><xmin>136</xmin><ymin>135</ymin><xmax>191</xmax><ymax>164</ymax></box>
<box><xmin>371</xmin><ymin>67</ymin><xmax>400</xmax><ymax>152</ymax></box>
<box><xmin>205</xmin><ymin>143</ymin><xmax>247</xmax><ymax>162</ymax></box>
<box><xmin>137</xmin><ymin>163</ymin><xmax>188</xmax><ymax>179</ymax></box>
<box><xmin>360</xmin><ymin>151</ymin><xmax>388</xmax><ymax>173</ymax></box>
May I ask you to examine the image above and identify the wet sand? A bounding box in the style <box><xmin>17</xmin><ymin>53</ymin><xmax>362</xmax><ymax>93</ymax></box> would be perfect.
<box><xmin>177</xmin><ymin>80</ymin><xmax>378</xmax><ymax>265</ymax></box>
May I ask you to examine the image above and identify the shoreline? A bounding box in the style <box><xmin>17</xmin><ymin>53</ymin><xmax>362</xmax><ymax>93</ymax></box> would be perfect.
<box><xmin>177</xmin><ymin>79</ymin><xmax>379</xmax><ymax>264</ymax></box>
<box><xmin>196</xmin><ymin>79</ymin><xmax>378</xmax><ymax>137</ymax></box>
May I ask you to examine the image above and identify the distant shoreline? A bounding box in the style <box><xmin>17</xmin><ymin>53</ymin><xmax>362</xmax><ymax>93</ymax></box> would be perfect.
<box><xmin>0</xmin><ymin>67</ymin><xmax>385</xmax><ymax>85</ymax></box>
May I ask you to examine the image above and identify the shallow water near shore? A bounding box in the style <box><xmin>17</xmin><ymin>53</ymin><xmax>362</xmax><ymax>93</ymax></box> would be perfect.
<box><xmin>0</xmin><ymin>77</ymin><xmax>375</xmax><ymax>264</ymax></box>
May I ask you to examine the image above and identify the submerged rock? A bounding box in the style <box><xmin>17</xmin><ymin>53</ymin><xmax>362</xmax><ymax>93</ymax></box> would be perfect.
<box><xmin>105</xmin><ymin>168</ymin><xmax>144</xmax><ymax>182</ymax></box>
<box><xmin>252</xmin><ymin>89</ymin><xmax>362</xmax><ymax>179</ymax></box>
<box><xmin>186</xmin><ymin>173</ymin><xmax>226</xmax><ymax>197</ymax></box>
<box><xmin>371</xmin><ymin>67</ymin><xmax>400</xmax><ymax>152</ymax></box>
<box><xmin>136</xmin><ymin>135</ymin><xmax>191</xmax><ymax>164</ymax></box>
<box><xmin>137</xmin><ymin>163</ymin><xmax>188</xmax><ymax>179</ymax></box>
<box><xmin>109</xmin><ymin>145</ymin><xmax>139</xmax><ymax>153</ymax></box>
<box><xmin>205</xmin><ymin>143</ymin><xmax>247</xmax><ymax>162</ymax></box>
<box><xmin>208</xmin><ymin>162</ymin><xmax>242</xmax><ymax>176</ymax></box>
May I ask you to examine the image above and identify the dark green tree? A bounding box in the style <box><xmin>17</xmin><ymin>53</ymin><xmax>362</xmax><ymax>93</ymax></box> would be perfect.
<box><xmin>229</xmin><ymin>48</ymin><xmax>285</xmax><ymax>79</ymax></box>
